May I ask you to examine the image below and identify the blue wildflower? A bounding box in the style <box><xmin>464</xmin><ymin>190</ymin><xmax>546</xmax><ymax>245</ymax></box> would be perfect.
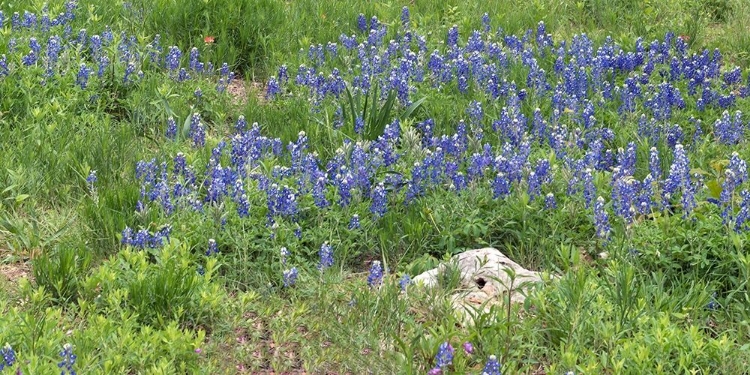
<box><xmin>482</xmin><ymin>355</ymin><xmax>502</xmax><ymax>375</ymax></box>
<box><xmin>356</xmin><ymin>13</ymin><xmax>367</xmax><ymax>33</ymax></box>
<box><xmin>367</xmin><ymin>260</ymin><xmax>384</xmax><ymax>288</ymax></box>
<box><xmin>399</xmin><ymin>274</ymin><xmax>411</xmax><ymax>291</ymax></box>
<box><xmin>0</xmin><ymin>344</ymin><xmax>16</xmax><ymax>370</ymax></box>
<box><xmin>166</xmin><ymin>116</ymin><xmax>177</xmax><ymax>140</ymax></box>
<box><xmin>58</xmin><ymin>343</ymin><xmax>76</xmax><ymax>375</ymax></box>
<box><xmin>348</xmin><ymin>214</ymin><xmax>360</xmax><ymax>230</ymax></box>
<box><xmin>370</xmin><ymin>183</ymin><xmax>388</xmax><ymax>218</ymax></box>
<box><xmin>206</xmin><ymin>238</ymin><xmax>219</xmax><ymax>256</ymax></box>
<box><xmin>544</xmin><ymin>193</ymin><xmax>557</xmax><ymax>210</ymax></box>
<box><xmin>435</xmin><ymin>342</ymin><xmax>454</xmax><ymax>368</ymax></box>
<box><xmin>318</xmin><ymin>242</ymin><xmax>334</xmax><ymax>270</ymax></box>
<box><xmin>594</xmin><ymin>196</ymin><xmax>610</xmax><ymax>240</ymax></box>
<box><xmin>283</xmin><ymin>267</ymin><xmax>298</xmax><ymax>287</ymax></box>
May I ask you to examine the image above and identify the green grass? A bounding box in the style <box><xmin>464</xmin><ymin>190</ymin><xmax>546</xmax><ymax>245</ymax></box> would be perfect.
<box><xmin>1</xmin><ymin>0</ymin><xmax>750</xmax><ymax>373</ymax></box>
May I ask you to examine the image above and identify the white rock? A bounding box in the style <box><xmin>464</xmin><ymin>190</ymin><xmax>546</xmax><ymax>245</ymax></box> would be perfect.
<box><xmin>412</xmin><ymin>248</ymin><xmax>544</xmax><ymax>325</ymax></box>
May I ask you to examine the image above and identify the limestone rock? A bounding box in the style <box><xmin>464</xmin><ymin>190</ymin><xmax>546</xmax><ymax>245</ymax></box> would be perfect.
<box><xmin>412</xmin><ymin>248</ymin><xmax>543</xmax><ymax>325</ymax></box>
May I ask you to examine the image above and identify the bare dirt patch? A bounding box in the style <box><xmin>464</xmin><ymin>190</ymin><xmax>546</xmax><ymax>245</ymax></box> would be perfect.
<box><xmin>0</xmin><ymin>261</ymin><xmax>31</xmax><ymax>285</ymax></box>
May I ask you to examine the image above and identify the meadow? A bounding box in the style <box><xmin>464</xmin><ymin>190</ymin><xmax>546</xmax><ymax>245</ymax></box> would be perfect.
<box><xmin>1</xmin><ymin>0</ymin><xmax>750</xmax><ymax>373</ymax></box>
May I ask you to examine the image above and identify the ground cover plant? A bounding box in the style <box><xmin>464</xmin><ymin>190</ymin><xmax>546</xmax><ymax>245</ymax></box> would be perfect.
<box><xmin>1</xmin><ymin>0</ymin><xmax>750</xmax><ymax>373</ymax></box>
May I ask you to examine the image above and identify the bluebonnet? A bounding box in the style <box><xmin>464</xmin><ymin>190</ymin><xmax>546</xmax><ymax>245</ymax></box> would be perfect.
<box><xmin>714</xmin><ymin>110</ymin><xmax>745</xmax><ymax>145</ymax></box>
<box><xmin>435</xmin><ymin>342</ymin><xmax>454</xmax><ymax>368</ymax></box>
<box><xmin>582</xmin><ymin>169</ymin><xmax>596</xmax><ymax>208</ymax></box>
<box><xmin>189</xmin><ymin>113</ymin><xmax>206</xmax><ymax>148</ymax></box>
<box><xmin>123</xmin><ymin>62</ymin><xmax>136</xmax><ymax>83</ymax></box>
<box><xmin>283</xmin><ymin>267</ymin><xmax>298</xmax><ymax>287</ymax></box>
<box><xmin>266</xmin><ymin>76</ymin><xmax>280</xmax><ymax>99</ymax></box>
<box><xmin>356</xmin><ymin>13</ymin><xmax>367</xmax><ymax>33</ymax></box>
<box><xmin>348</xmin><ymin>214</ymin><xmax>360</xmax><ymax>230</ymax></box>
<box><xmin>166</xmin><ymin>46</ymin><xmax>181</xmax><ymax>71</ymax></box>
<box><xmin>0</xmin><ymin>55</ymin><xmax>8</xmax><ymax>77</ymax></box>
<box><xmin>235</xmin><ymin>115</ymin><xmax>247</xmax><ymax>133</ymax></box>
<box><xmin>234</xmin><ymin>182</ymin><xmax>250</xmax><ymax>218</ymax></box>
<box><xmin>735</xmin><ymin>190</ymin><xmax>750</xmax><ymax>231</ymax></box>
<box><xmin>492</xmin><ymin>172</ymin><xmax>511</xmax><ymax>199</ymax></box>
<box><xmin>206</xmin><ymin>238</ymin><xmax>219</xmax><ymax>256</ymax></box>
<box><xmin>370</xmin><ymin>183</ymin><xmax>388</xmax><ymax>217</ymax></box>
<box><xmin>86</xmin><ymin>170</ymin><xmax>97</xmax><ymax>196</ymax></box>
<box><xmin>544</xmin><ymin>193</ymin><xmax>557</xmax><ymax>209</ymax></box>
<box><xmin>594</xmin><ymin>196</ymin><xmax>610</xmax><ymax>240</ymax></box>
<box><xmin>59</xmin><ymin>343</ymin><xmax>77</xmax><ymax>375</ymax></box>
<box><xmin>707</xmin><ymin>292</ymin><xmax>719</xmax><ymax>310</ymax></box>
<box><xmin>97</xmin><ymin>55</ymin><xmax>109</xmax><ymax>78</ymax></box>
<box><xmin>400</xmin><ymin>6</ymin><xmax>410</xmax><ymax>28</ymax></box>
<box><xmin>280</xmin><ymin>247</ymin><xmax>290</xmax><ymax>265</ymax></box>
<box><xmin>0</xmin><ymin>344</ymin><xmax>16</xmax><ymax>371</ymax></box>
<box><xmin>75</xmin><ymin>63</ymin><xmax>92</xmax><ymax>89</ymax></box>
<box><xmin>399</xmin><ymin>274</ymin><xmax>411</xmax><ymax>291</ymax></box>
<box><xmin>649</xmin><ymin>147</ymin><xmax>661</xmax><ymax>181</ymax></box>
<box><xmin>482</xmin><ymin>355</ymin><xmax>502</xmax><ymax>375</ymax></box>
<box><xmin>312</xmin><ymin>176</ymin><xmax>330</xmax><ymax>208</ymax></box>
<box><xmin>318</xmin><ymin>242</ymin><xmax>334</xmax><ymax>270</ymax></box>
<box><xmin>166</xmin><ymin>117</ymin><xmax>177</xmax><ymax>140</ymax></box>
<box><xmin>367</xmin><ymin>260</ymin><xmax>384</xmax><ymax>287</ymax></box>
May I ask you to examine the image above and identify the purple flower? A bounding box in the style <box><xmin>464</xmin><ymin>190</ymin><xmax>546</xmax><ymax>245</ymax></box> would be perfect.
<box><xmin>463</xmin><ymin>342</ymin><xmax>474</xmax><ymax>355</ymax></box>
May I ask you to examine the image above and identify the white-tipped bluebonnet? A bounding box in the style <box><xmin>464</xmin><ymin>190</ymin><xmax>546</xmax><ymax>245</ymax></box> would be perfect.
<box><xmin>594</xmin><ymin>196</ymin><xmax>610</xmax><ymax>240</ymax></box>
<box><xmin>649</xmin><ymin>147</ymin><xmax>661</xmax><ymax>181</ymax></box>
<box><xmin>370</xmin><ymin>183</ymin><xmax>388</xmax><ymax>218</ymax></box>
<box><xmin>189</xmin><ymin>113</ymin><xmax>206</xmax><ymax>148</ymax></box>
<box><xmin>318</xmin><ymin>242</ymin><xmax>334</xmax><ymax>270</ymax></box>
<box><xmin>283</xmin><ymin>267</ymin><xmax>298</xmax><ymax>287</ymax></box>
<box><xmin>367</xmin><ymin>260</ymin><xmax>384</xmax><ymax>288</ymax></box>
<box><xmin>400</xmin><ymin>6</ymin><xmax>410</xmax><ymax>28</ymax></box>
<box><xmin>0</xmin><ymin>344</ymin><xmax>16</xmax><ymax>370</ymax></box>
<box><xmin>482</xmin><ymin>355</ymin><xmax>502</xmax><ymax>375</ymax></box>
<box><xmin>206</xmin><ymin>238</ymin><xmax>219</xmax><ymax>256</ymax></box>
<box><xmin>266</xmin><ymin>76</ymin><xmax>280</xmax><ymax>99</ymax></box>
<box><xmin>544</xmin><ymin>193</ymin><xmax>557</xmax><ymax>209</ymax></box>
<box><xmin>280</xmin><ymin>247</ymin><xmax>290</xmax><ymax>265</ymax></box>
<box><xmin>356</xmin><ymin>13</ymin><xmax>367</xmax><ymax>33</ymax></box>
<box><xmin>59</xmin><ymin>343</ymin><xmax>76</xmax><ymax>375</ymax></box>
<box><xmin>166</xmin><ymin>116</ymin><xmax>177</xmax><ymax>140</ymax></box>
<box><xmin>166</xmin><ymin>45</ymin><xmax>181</xmax><ymax>71</ymax></box>
<box><xmin>348</xmin><ymin>214</ymin><xmax>360</xmax><ymax>230</ymax></box>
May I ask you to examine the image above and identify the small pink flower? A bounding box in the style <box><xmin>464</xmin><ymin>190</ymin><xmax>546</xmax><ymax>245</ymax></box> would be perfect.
<box><xmin>194</xmin><ymin>348</ymin><xmax>202</xmax><ymax>354</ymax></box>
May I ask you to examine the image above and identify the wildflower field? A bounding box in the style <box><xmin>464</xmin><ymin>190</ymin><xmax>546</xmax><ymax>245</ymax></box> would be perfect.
<box><xmin>2</xmin><ymin>0</ymin><xmax>750</xmax><ymax>373</ymax></box>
